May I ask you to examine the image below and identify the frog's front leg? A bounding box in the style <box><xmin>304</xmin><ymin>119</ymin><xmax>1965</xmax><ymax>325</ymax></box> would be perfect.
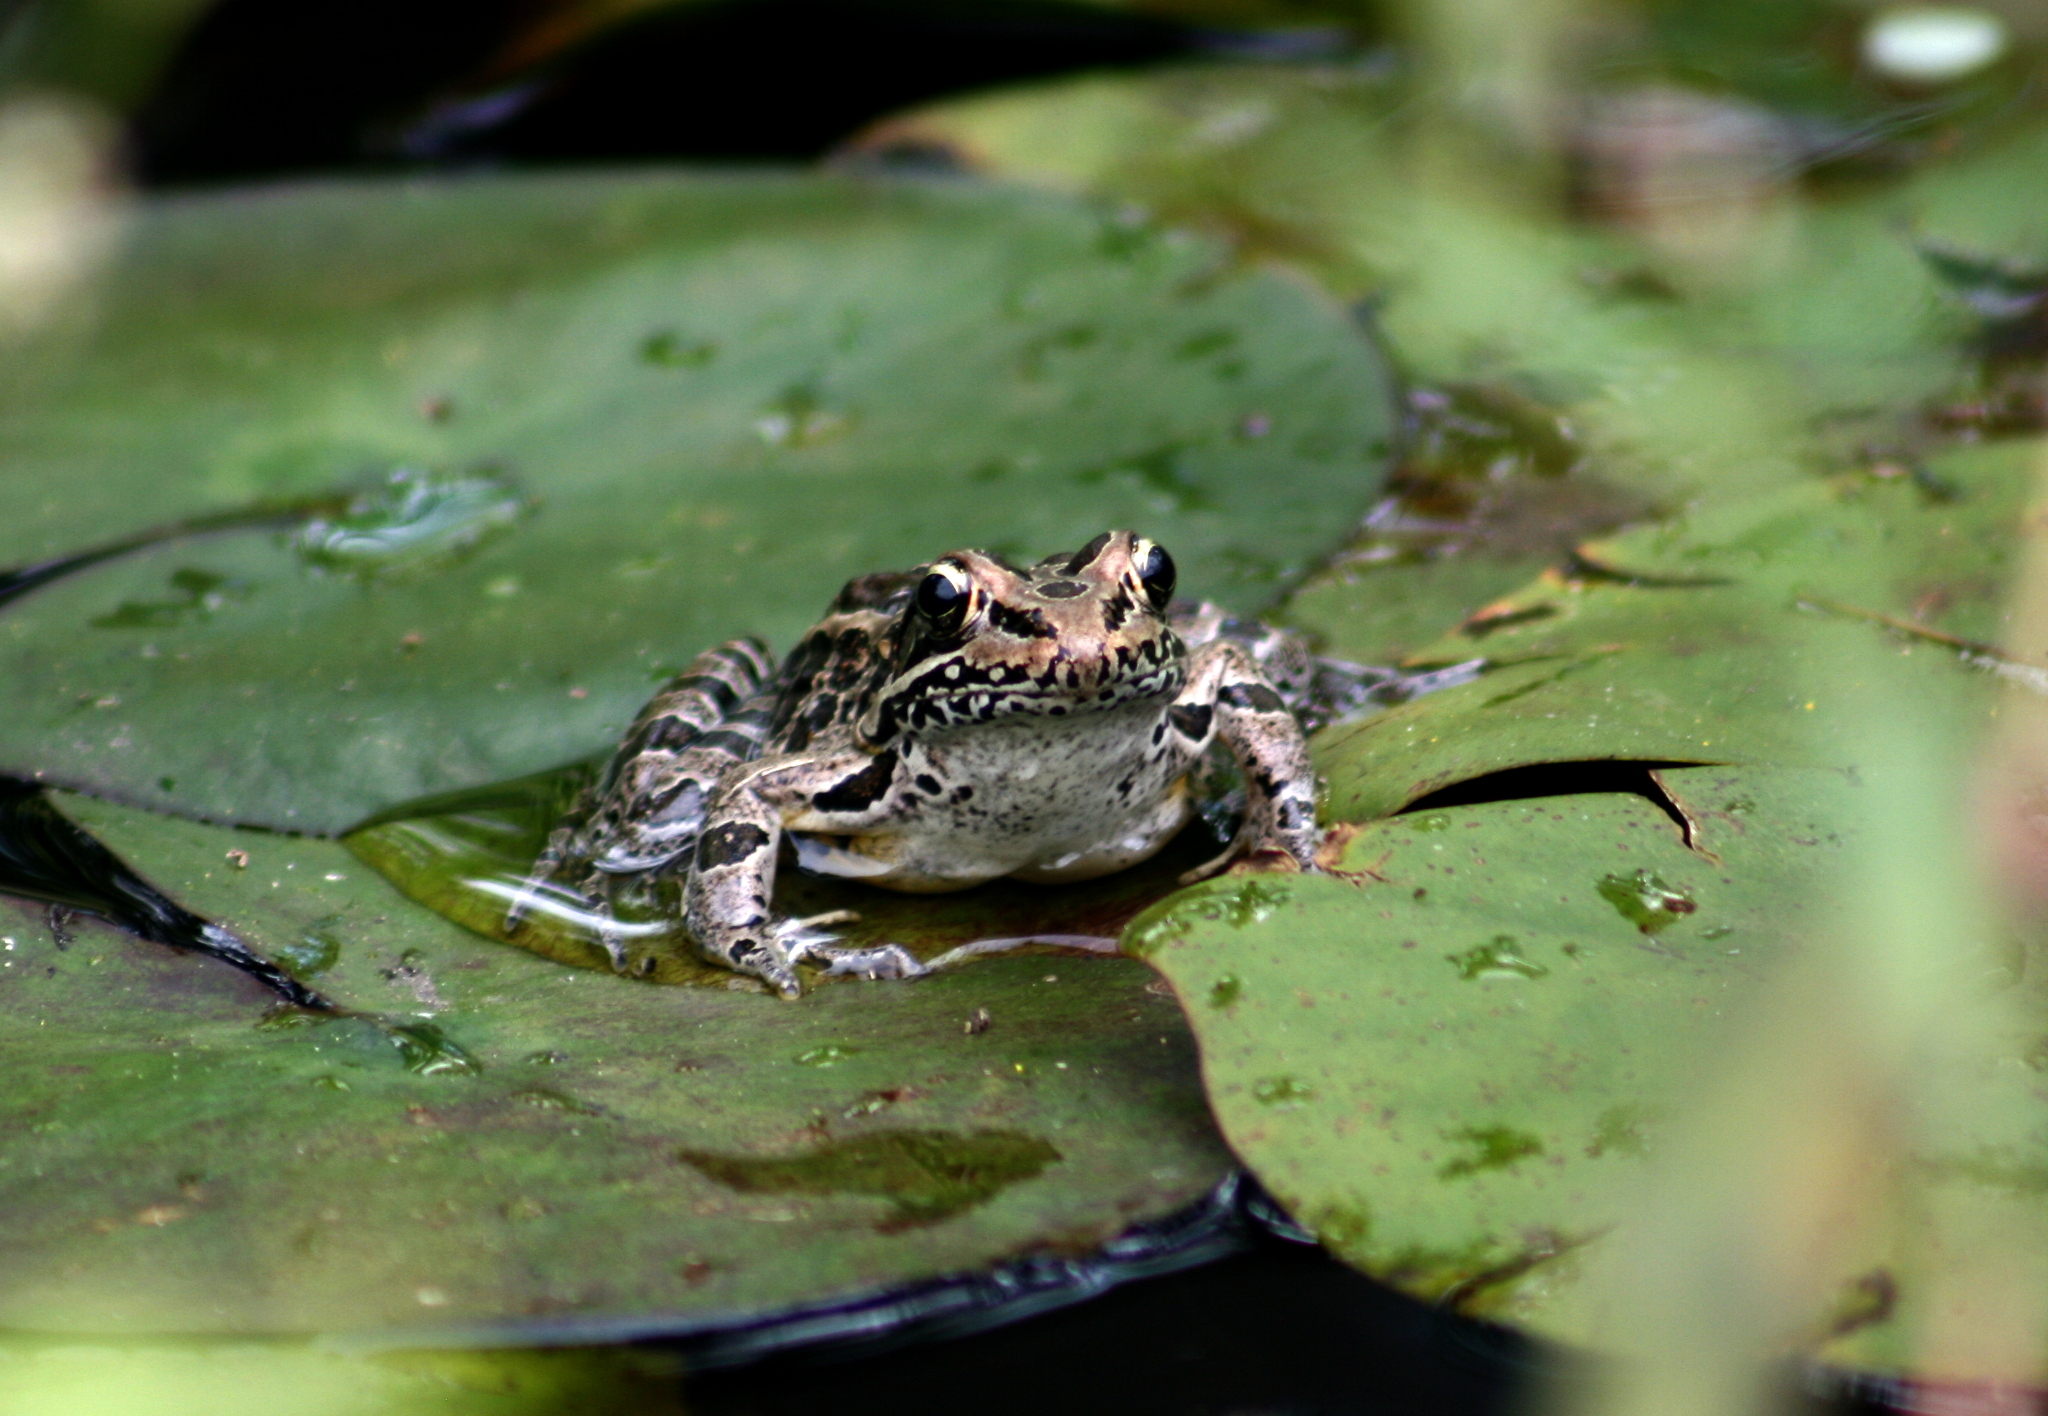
<box><xmin>685</xmin><ymin>755</ymin><xmax>925</xmax><ymax>999</ymax></box>
<box><xmin>1172</xmin><ymin>641</ymin><xmax>1322</xmax><ymax>883</ymax></box>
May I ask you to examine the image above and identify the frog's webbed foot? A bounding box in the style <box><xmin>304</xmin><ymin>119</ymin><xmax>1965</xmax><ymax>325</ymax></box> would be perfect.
<box><xmin>1178</xmin><ymin>835</ymin><xmax>1311</xmax><ymax>887</ymax></box>
<box><xmin>731</xmin><ymin>913</ymin><xmax>927</xmax><ymax>1000</ymax></box>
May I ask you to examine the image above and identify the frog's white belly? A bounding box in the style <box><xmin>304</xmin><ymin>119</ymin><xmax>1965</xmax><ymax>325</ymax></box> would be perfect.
<box><xmin>789</xmin><ymin>703</ymin><xmax>1195</xmax><ymax>892</ymax></box>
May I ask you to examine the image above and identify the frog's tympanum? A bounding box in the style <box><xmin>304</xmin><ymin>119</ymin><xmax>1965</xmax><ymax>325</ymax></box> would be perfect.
<box><xmin>509</xmin><ymin>531</ymin><xmax>1324</xmax><ymax>997</ymax></box>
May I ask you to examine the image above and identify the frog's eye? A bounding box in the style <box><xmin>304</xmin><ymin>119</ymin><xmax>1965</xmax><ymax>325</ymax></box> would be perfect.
<box><xmin>1134</xmin><ymin>538</ymin><xmax>1176</xmax><ymax>610</ymax></box>
<box><xmin>915</xmin><ymin>562</ymin><xmax>972</xmax><ymax>634</ymax></box>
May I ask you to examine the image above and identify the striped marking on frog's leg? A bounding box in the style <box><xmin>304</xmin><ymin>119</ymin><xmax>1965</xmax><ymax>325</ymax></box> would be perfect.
<box><xmin>684</xmin><ymin>751</ymin><xmax>924</xmax><ymax>999</ymax></box>
<box><xmin>1171</xmin><ymin>640</ymin><xmax>1322</xmax><ymax>884</ymax></box>
<box><xmin>505</xmin><ymin>638</ymin><xmax>773</xmax><ymax>935</ymax></box>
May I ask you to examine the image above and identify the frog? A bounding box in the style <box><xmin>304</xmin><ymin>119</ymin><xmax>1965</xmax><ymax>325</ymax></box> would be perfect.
<box><xmin>506</xmin><ymin>530</ymin><xmax>1327</xmax><ymax>998</ymax></box>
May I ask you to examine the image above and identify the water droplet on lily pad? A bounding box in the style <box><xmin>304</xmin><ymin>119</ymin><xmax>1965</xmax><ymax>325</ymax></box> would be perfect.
<box><xmin>387</xmin><ymin>1020</ymin><xmax>481</xmax><ymax>1076</ymax></box>
<box><xmin>1596</xmin><ymin>869</ymin><xmax>1697</xmax><ymax>934</ymax></box>
<box><xmin>274</xmin><ymin>919</ymin><xmax>342</xmax><ymax>978</ymax></box>
<box><xmin>1447</xmin><ymin>935</ymin><xmax>1549</xmax><ymax>981</ymax></box>
<box><xmin>794</xmin><ymin>1044</ymin><xmax>859</xmax><ymax>1068</ymax></box>
<box><xmin>290</xmin><ymin>467</ymin><xmax>529</xmax><ymax>579</ymax></box>
<box><xmin>91</xmin><ymin>567</ymin><xmax>252</xmax><ymax>630</ymax></box>
<box><xmin>512</xmin><ymin>1086</ymin><xmax>610</xmax><ymax>1117</ymax></box>
<box><xmin>754</xmin><ymin>382</ymin><xmax>850</xmax><ymax>447</ymax></box>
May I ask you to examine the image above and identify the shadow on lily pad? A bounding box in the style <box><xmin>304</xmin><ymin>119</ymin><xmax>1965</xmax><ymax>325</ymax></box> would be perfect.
<box><xmin>679</xmin><ymin>1128</ymin><xmax>1063</xmax><ymax>1232</ymax></box>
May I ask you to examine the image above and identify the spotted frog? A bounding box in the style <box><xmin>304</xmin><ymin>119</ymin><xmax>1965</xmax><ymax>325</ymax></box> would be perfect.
<box><xmin>509</xmin><ymin>531</ymin><xmax>1325</xmax><ymax>997</ymax></box>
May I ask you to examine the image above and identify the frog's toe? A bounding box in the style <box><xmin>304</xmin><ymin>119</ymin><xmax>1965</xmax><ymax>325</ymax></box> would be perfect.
<box><xmin>801</xmin><ymin>940</ymin><xmax>928</xmax><ymax>982</ymax></box>
<box><xmin>726</xmin><ymin>937</ymin><xmax>805</xmax><ymax>998</ymax></box>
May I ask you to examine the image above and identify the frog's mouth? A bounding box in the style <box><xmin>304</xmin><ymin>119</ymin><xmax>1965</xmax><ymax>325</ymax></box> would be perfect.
<box><xmin>788</xmin><ymin>830</ymin><xmax>989</xmax><ymax>893</ymax></box>
<box><xmin>790</xmin><ymin>831</ymin><xmax>899</xmax><ymax>880</ymax></box>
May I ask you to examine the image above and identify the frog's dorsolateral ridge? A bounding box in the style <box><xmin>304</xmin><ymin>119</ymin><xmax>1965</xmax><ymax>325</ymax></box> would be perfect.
<box><xmin>507</xmin><ymin>531</ymin><xmax>1324</xmax><ymax>997</ymax></box>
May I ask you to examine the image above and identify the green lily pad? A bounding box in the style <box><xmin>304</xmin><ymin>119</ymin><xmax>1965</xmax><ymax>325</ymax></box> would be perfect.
<box><xmin>0</xmin><ymin>172</ymin><xmax>1392</xmax><ymax>833</ymax></box>
<box><xmin>0</xmin><ymin>789</ymin><xmax>1231</xmax><ymax>1336</ymax></box>
<box><xmin>1128</xmin><ymin>765</ymin><xmax>1896</xmax><ymax>1346</ymax></box>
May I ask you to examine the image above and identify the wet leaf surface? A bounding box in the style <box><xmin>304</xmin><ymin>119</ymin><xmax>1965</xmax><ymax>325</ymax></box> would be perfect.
<box><xmin>0</xmin><ymin>172</ymin><xmax>1392</xmax><ymax>833</ymax></box>
<box><xmin>0</xmin><ymin>790</ymin><xmax>1232</xmax><ymax>1335</ymax></box>
<box><xmin>341</xmin><ymin>765</ymin><xmax>1236</xmax><ymax>985</ymax></box>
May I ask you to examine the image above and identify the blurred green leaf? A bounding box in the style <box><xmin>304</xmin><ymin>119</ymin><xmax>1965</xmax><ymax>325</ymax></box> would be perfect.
<box><xmin>0</xmin><ymin>1339</ymin><xmax>683</xmax><ymax>1416</ymax></box>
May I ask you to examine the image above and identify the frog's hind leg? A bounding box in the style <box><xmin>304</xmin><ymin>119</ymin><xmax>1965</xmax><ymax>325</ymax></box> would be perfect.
<box><xmin>502</xmin><ymin>637</ymin><xmax>776</xmax><ymax>937</ymax></box>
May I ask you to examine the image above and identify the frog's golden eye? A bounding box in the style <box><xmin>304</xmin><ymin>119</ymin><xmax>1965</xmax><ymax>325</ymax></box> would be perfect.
<box><xmin>915</xmin><ymin>562</ymin><xmax>973</xmax><ymax>634</ymax></box>
<box><xmin>1133</xmin><ymin>538</ymin><xmax>1176</xmax><ymax>610</ymax></box>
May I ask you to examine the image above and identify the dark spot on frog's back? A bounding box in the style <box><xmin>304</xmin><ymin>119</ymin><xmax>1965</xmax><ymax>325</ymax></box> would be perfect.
<box><xmin>696</xmin><ymin>822</ymin><xmax>771</xmax><ymax>870</ymax></box>
<box><xmin>1218</xmin><ymin>683</ymin><xmax>1287</xmax><ymax>714</ymax></box>
<box><xmin>813</xmin><ymin>749</ymin><xmax>899</xmax><ymax>813</ymax></box>
<box><xmin>1062</xmin><ymin>532</ymin><xmax>1114</xmax><ymax>575</ymax></box>
<box><xmin>677</xmin><ymin>1127</ymin><xmax>1062</xmax><ymax>1231</ymax></box>
<box><xmin>1035</xmin><ymin>580</ymin><xmax>1088</xmax><ymax>599</ymax></box>
<box><xmin>988</xmin><ymin>601</ymin><xmax>1054</xmax><ymax>639</ymax></box>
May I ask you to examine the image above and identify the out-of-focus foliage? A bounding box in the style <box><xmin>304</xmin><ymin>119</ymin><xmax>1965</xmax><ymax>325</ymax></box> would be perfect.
<box><xmin>0</xmin><ymin>1341</ymin><xmax>685</xmax><ymax>1416</ymax></box>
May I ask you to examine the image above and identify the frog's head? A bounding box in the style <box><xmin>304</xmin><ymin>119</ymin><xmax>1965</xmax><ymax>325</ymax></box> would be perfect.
<box><xmin>859</xmin><ymin>530</ymin><xmax>1186</xmax><ymax>745</ymax></box>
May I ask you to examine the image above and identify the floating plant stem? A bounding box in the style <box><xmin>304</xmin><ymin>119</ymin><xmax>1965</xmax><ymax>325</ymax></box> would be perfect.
<box><xmin>0</xmin><ymin>494</ymin><xmax>351</xmax><ymax>613</ymax></box>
